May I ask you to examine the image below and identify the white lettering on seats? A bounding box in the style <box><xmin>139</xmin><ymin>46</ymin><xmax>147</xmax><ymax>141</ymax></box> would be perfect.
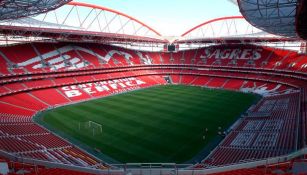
<box><xmin>200</xmin><ymin>48</ymin><xmax>263</xmax><ymax>60</ymax></box>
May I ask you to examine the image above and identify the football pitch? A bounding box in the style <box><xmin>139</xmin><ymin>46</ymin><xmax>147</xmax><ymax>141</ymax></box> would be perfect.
<box><xmin>38</xmin><ymin>85</ymin><xmax>259</xmax><ymax>163</ymax></box>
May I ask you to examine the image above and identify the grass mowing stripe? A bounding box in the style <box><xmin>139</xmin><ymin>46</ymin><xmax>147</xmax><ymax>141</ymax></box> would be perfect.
<box><xmin>85</xmin><ymin>102</ymin><xmax>199</xmax><ymax>144</ymax></box>
<box><xmin>38</xmin><ymin>85</ymin><xmax>259</xmax><ymax>163</ymax></box>
<box><xmin>70</xmin><ymin>103</ymin><xmax>192</xmax><ymax>150</ymax></box>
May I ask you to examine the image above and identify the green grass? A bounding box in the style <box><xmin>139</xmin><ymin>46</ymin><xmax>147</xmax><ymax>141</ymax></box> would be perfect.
<box><xmin>38</xmin><ymin>85</ymin><xmax>258</xmax><ymax>163</ymax></box>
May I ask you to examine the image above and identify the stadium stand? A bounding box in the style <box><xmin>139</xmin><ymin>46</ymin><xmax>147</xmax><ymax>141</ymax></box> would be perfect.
<box><xmin>202</xmin><ymin>92</ymin><xmax>300</xmax><ymax>166</ymax></box>
<box><xmin>0</xmin><ymin>42</ymin><xmax>306</xmax><ymax>174</ymax></box>
<box><xmin>0</xmin><ymin>43</ymin><xmax>306</xmax><ymax>74</ymax></box>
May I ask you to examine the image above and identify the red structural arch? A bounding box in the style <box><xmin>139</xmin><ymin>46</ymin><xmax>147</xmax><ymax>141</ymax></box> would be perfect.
<box><xmin>67</xmin><ymin>2</ymin><xmax>162</xmax><ymax>37</ymax></box>
<box><xmin>181</xmin><ymin>16</ymin><xmax>244</xmax><ymax>37</ymax></box>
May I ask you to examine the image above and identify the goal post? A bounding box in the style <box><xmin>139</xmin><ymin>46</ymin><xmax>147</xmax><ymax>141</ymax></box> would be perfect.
<box><xmin>79</xmin><ymin>120</ymin><xmax>102</xmax><ymax>136</ymax></box>
<box><xmin>88</xmin><ymin>121</ymin><xmax>102</xmax><ymax>132</ymax></box>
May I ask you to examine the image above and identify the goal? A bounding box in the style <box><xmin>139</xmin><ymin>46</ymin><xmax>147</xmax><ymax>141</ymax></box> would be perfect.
<box><xmin>79</xmin><ymin>121</ymin><xmax>102</xmax><ymax>136</ymax></box>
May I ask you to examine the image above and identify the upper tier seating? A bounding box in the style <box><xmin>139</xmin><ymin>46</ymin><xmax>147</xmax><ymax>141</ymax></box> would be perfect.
<box><xmin>0</xmin><ymin>43</ymin><xmax>306</xmax><ymax>75</ymax></box>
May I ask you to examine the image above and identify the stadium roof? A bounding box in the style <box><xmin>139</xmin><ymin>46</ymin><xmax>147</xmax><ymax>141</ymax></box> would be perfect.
<box><xmin>0</xmin><ymin>0</ymin><xmax>72</xmax><ymax>20</ymax></box>
<box><xmin>0</xmin><ymin>0</ymin><xmax>304</xmax><ymax>47</ymax></box>
<box><xmin>0</xmin><ymin>1</ymin><xmax>167</xmax><ymax>45</ymax></box>
<box><xmin>174</xmin><ymin>16</ymin><xmax>298</xmax><ymax>44</ymax></box>
<box><xmin>237</xmin><ymin>0</ymin><xmax>307</xmax><ymax>40</ymax></box>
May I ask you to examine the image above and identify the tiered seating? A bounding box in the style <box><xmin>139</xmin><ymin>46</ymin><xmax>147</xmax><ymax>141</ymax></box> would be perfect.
<box><xmin>63</xmin><ymin>147</ymin><xmax>102</xmax><ymax>166</ymax></box>
<box><xmin>206</xmin><ymin>78</ymin><xmax>227</xmax><ymax>88</ymax></box>
<box><xmin>202</xmin><ymin>93</ymin><xmax>300</xmax><ymax>167</ymax></box>
<box><xmin>0</xmin><ymin>44</ymin><xmax>38</xmax><ymax>73</ymax></box>
<box><xmin>75</xmin><ymin>44</ymin><xmax>103</xmax><ymax>68</ymax></box>
<box><xmin>145</xmin><ymin>51</ymin><xmax>163</xmax><ymax>64</ymax></box>
<box><xmin>0</xmin><ymin>123</ymin><xmax>47</xmax><ymax>135</ymax></box>
<box><xmin>0</xmin><ymin>42</ymin><xmax>306</xmax><ymax>174</ymax></box>
<box><xmin>89</xmin><ymin>44</ymin><xmax>118</xmax><ymax>67</ymax></box>
<box><xmin>31</xmin><ymin>88</ymin><xmax>70</xmax><ymax>106</ymax></box>
<box><xmin>4</xmin><ymin>83</ymin><xmax>27</xmax><ymax>91</ymax></box>
<box><xmin>0</xmin><ymin>115</ymin><xmax>104</xmax><ymax>168</ymax></box>
<box><xmin>0</xmin><ymin>43</ymin><xmax>305</xmax><ymax>75</ymax></box>
<box><xmin>291</xmin><ymin>55</ymin><xmax>307</xmax><ymax>72</ymax></box>
<box><xmin>0</xmin><ymin>53</ymin><xmax>11</xmax><ymax>75</ymax></box>
<box><xmin>240</xmin><ymin>81</ymin><xmax>293</xmax><ymax>96</ymax></box>
<box><xmin>53</xmin><ymin>77</ymin><xmax>77</xmax><ymax>85</ymax></box>
<box><xmin>0</xmin><ymin>156</ymin><xmax>98</xmax><ymax>175</ymax></box>
<box><xmin>182</xmin><ymin>49</ymin><xmax>197</xmax><ymax>64</ymax></box>
<box><xmin>0</xmin><ymin>113</ymin><xmax>32</xmax><ymax>123</ymax></box>
<box><xmin>54</xmin><ymin>75</ymin><xmax>165</xmax><ymax>101</ymax></box>
<box><xmin>0</xmin><ymin>86</ymin><xmax>9</xmax><ymax>94</ymax></box>
<box><xmin>160</xmin><ymin>52</ymin><xmax>172</xmax><ymax>64</ymax></box>
<box><xmin>74</xmin><ymin>75</ymin><xmax>94</xmax><ymax>82</ymax></box>
<box><xmin>189</xmin><ymin>76</ymin><xmax>212</xmax><ymax>86</ymax></box>
<box><xmin>23</xmin><ymin>79</ymin><xmax>54</xmax><ymax>88</ymax></box>
<box><xmin>180</xmin><ymin>75</ymin><xmax>197</xmax><ymax>84</ymax></box>
<box><xmin>0</xmin><ymin>93</ymin><xmax>48</xmax><ymax>110</ymax></box>
<box><xmin>0</xmin><ymin>137</ymin><xmax>43</xmax><ymax>153</ymax></box>
<box><xmin>209</xmin><ymin>161</ymin><xmax>294</xmax><ymax>175</ymax></box>
<box><xmin>170</xmin><ymin>75</ymin><xmax>180</xmax><ymax>84</ymax></box>
<box><xmin>20</xmin><ymin>134</ymin><xmax>69</xmax><ymax>148</ymax></box>
<box><xmin>0</xmin><ymin>75</ymin><xmax>167</xmax><ymax>169</ymax></box>
<box><xmin>171</xmin><ymin>52</ymin><xmax>183</xmax><ymax>64</ymax></box>
<box><xmin>0</xmin><ymin>102</ymin><xmax>36</xmax><ymax>116</ymax></box>
<box><xmin>223</xmin><ymin>79</ymin><xmax>245</xmax><ymax>90</ymax></box>
<box><xmin>89</xmin><ymin>74</ymin><xmax>106</xmax><ymax>80</ymax></box>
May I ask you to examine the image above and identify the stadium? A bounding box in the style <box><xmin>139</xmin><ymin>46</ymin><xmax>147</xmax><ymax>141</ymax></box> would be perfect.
<box><xmin>0</xmin><ymin>0</ymin><xmax>306</xmax><ymax>174</ymax></box>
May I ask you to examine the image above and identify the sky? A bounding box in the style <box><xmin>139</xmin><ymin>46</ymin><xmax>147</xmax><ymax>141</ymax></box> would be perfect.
<box><xmin>72</xmin><ymin>0</ymin><xmax>241</xmax><ymax>36</ymax></box>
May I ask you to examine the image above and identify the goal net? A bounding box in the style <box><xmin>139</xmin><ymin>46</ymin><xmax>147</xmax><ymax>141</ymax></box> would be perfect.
<box><xmin>79</xmin><ymin>121</ymin><xmax>102</xmax><ymax>136</ymax></box>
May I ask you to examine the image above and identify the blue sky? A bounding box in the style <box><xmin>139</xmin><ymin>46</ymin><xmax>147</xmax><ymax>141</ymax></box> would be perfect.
<box><xmin>73</xmin><ymin>0</ymin><xmax>241</xmax><ymax>36</ymax></box>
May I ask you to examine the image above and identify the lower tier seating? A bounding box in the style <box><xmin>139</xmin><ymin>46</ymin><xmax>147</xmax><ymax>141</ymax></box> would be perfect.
<box><xmin>201</xmin><ymin>93</ymin><xmax>300</xmax><ymax>167</ymax></box>
<box><xmin>0</xmin><ymin>75</ymin><xmax>167</xmax><ymax>170</ymax></box>
<box><xmin>0</xmin><ymin>73</ymin><xmax>305</xmax><ymax>174</ymax></box>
